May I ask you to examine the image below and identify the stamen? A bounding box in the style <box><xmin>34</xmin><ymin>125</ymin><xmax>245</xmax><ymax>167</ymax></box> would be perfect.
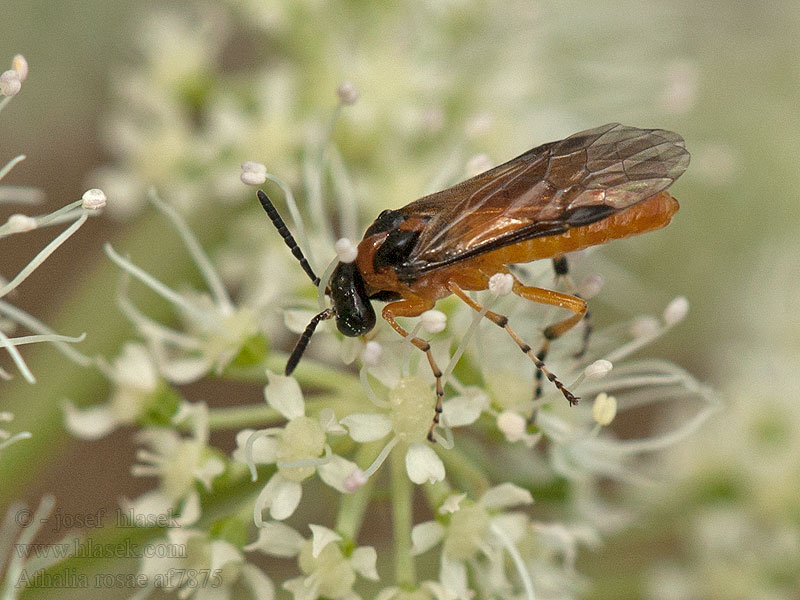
<box><xmin>0</xmin><ymin>431</ymin><xmax>31</xmax><ymax>451</ymax></box>
<box><xmin>277</xmin><ymin>445</ymin><xmax>333</xmax><ymax>470</ymax></box>
<box><xmin>240</xmin><ymin>161</ymin><xmax>267</xmax><ymax>185</ymax></box>
<box><xmin>244</xmin><ymin>428</ymin><xmax>283</xmax><ymax>481</ymax></box>
<box><xmin>0</xmin><ymin>212</ymin><xmax>87</xmax><ymax>297</ymax></box>
<box><xmin>1</xmin><ymin>332</ymin><xmax>85</xmax><ymax>347</ymax></box>
<box><xmin>0</xmin><ymin>155</ymin><xmax>25</xmax><ymax>182</ymax></box>
<box><xmin>663</xmin><ymin>296</ymin><xmax>689</xmax><ymax>325</ymax></box>
<box><xmin>81</xmin><ymin>188</ymin><xmax>107</xmax><ymax>210</ymax></box>
<box><xmin>264</xmin><ymin>172</ymin><xmax>317</xmax><ymax>274</ymax></box>
<box><xmin>442</xmin><ymin>292</ymin><xmax>496</xmax><ymax>384</ymax></box>
<box><xmin>336</xmin><ymin>81</ymin><xmax>359</xmax><ymax>105</ymax></box>
<box><xmin>317</xmin><ymin>256</ymin><xmax>339</xmax><ymax>310</ymax></box>
<box><xmin>359</xmin><ymin>366</ymin><xmax>390</xmax><ymax>408</ymax></box>
<box><xmin>362</xmin><ymin>435</ymin><xmax>400</xmax><ymax>479</ymax></box>
<box><xmin>328</xmin><ymin>147</ymin><xmax>359</xmax><ymax>242</ymax></box>
<box><xmin>148</xmin><ymin>190</ymin><xmax>233</xmax><ymax>313</ymax></box>
<box><xmin>104</xmin><ymin>243</ymin><xmax>207</xmax><ymax>322</ymax></box>
<box><xmin>489</xmin><ymin>521</ymin><xmax>536</xmax><ymax>600</ymax></box>
<box><xmin>334</xmin><ymin>238</ymin><xmax>358</xmax><ymax>263</ymax></box>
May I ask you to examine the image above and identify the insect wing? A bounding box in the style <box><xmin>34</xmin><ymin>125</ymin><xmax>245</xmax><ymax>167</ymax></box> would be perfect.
<box><xmin>399</xmin><ymin>123</ymin><xmax>690</xmax><ymax>276</ymax></box>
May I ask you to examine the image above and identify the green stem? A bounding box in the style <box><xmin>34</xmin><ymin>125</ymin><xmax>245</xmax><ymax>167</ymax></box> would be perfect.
<box><xmin>207</xmin><ymin>404</ymin><xmax>282</xmax><ymax>430</ymax></box>
<box><xmin>390</xmin><ymin>442</ymin><xmax>416</xmax><ymax>587</ymax></box>
<box><xmin>205</xmin><ymin>395</ymin><xmax>363</xmax><ymax>431</ymax></box>
<box><xmin>225</xmin><ymin>353</ymin><xmax>362</xmax><ymax>396</ymax></box>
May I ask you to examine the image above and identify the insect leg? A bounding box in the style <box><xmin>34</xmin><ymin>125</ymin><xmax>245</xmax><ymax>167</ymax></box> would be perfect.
<box><xmin>507</xmin><ymin>276</ymin><xmax>586</xmax><ymax>400</ymax></box>
<box><xmin>551</xmin><ymin>256</ymin><xmax>592</xmax><ymax>359</ymax></box>
<box><xmin>446</xmin><ymin>281</ymin><xmax>580</xmax><ymax>407</ymax></box>
<box><xmin>381</xmin><ymin>297</ymin><xmax>444</xmax><ymax>442</ymax></box>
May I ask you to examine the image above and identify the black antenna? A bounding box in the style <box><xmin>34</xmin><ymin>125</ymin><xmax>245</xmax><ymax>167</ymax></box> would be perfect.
<box><xmin>257</xmin><ymin>189</ymin><xmax>321</xmax><ymax>286</ymax></box>
<box><xmin>286</xmin><ymin>308</ymin><xmax>335</xmax><ymax>375</ymax></box>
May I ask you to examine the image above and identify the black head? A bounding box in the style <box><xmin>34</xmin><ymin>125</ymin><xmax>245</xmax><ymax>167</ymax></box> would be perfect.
<box><xmin>257</xmin><ymin>190</ymin><xmax>376</xmax><ymax>374</ymax></box>
<box><xmin>329</xmin><ymin>261</ymin><xmax>376</xmax><ymax>336</ymax></box>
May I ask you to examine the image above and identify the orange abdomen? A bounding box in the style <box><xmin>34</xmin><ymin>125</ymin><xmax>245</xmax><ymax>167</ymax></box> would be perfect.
<box><xmin>474</xmin><ymin>191</ymin><xmax>679</xmax><ymax>268</ymax></box>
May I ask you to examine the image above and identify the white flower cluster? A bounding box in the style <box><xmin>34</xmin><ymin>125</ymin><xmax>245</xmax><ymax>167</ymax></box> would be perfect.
<box><xmin>59</xmin><ymin>149</ymin><xmax>717</xmax><ymax>599</ymax></box>
<box><xmin>51</xmin><ymin>2</ymin><xmax>713</xmax><ymax>598</ymax></box>
<box><xmin>0</xmin><ymin>54</ymin><xmax>105</xmax><ymax>458</ymax></box>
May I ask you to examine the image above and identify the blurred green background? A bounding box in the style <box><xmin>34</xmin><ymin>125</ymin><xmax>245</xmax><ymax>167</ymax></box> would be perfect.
<box><xmin>2</xmin><ymin>0</ymin><xmax>799</xmax><ymax>598</ymax></box>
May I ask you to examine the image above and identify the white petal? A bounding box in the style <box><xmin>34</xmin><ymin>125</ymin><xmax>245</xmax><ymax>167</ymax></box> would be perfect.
<box><xmin>318</xmin><ymin>455</ymin><xmax>360</xmax><ymax>493</ymax></box>
<box><xmin>265</xmin><ymin>371</ymin><xmax>305</xmax><ymax>420</ymax></box>
<box><xmin>441</xmin><ymin>388</ymin><xmax>488</xmax><ymax>427</ymax></box>
<box><xmin>159</xmin><ymin>356</ymin><xmax>213</xmax><ymax>384</ymax></box>
<box><xmin>283</xmin><ymin>576</ymin><xmax>318</xmax><ymax>600</ymax></box>
<box><xmin>209</xmin><ymin>540</ymin><xmax>243</xmax><ymax>572</ymax></box>
<box><xmin>340</xmin><ymin>413</ymin><xmax>392</xmax><ymax>442</ymax></box>
<box><xmin>122</xmin><ymin>490</ymin><xmax>173</xmax><ymax>522</ymax></box>
<box><xmin>319</xmin><ymin>408</ymin><xmax>347</xmax><ymax>435</ymax></box>
<box><xmin>244</xmin><ymin>521</ymin><xmax>304</xmax><ymax>557</ymax></box>
<box><xmin>284</xmin><ymin>309</ymin><xmax>318</xmax><ymax>334</ymax></box>
<box><xmin>440</xmin><ymin>555</ymin><xmax>470</xmax><ymax>599</ymax></box>
<box><xmin>340</xmin><ymin>336</ymin><xmax>362</xmax><ymax>365</ymax></box>
<box><xmin>62</xmin><ymin>401</ymin><xmax>117</xmax><ymax>440</ymax></box>
<box><xmin>309</xmin><ymin>524</ymin><xmax>342</xmax><ymax>558</ymax></box>
<box><xmin>490</xmin><ymin>512</ymin><xmax>530</xmax><ymax>544</ymax></box>
<box><xmin>405</xmin><ymin>442</ymin><xmax>445</xmax><ymax>485</ymax></box>
<box><xmin>375</xmin><ymin>588</ymin><xmax>400</xmax><ymax>600</ymax></box>
<box><xmin>113</xmin><ymin>342</ymin><xmax>158</xmax><ymax>391</ymax></box>
<box><xmin>176</xmin><ymin>490</ymin><xmax>201</xmax><ymax>526</ymax></box>
<box><xmin>496</xmin><ymin>411</ymin><xmax>540</xmax><ymax>447</ymax></box>
<box><xmin>438</xmin><ymin>493</ymin><xmax>467</xmax><ymax>515</ymax></box>
<box><xmin>479</xmin><ymin>482</ymin><xmax>533</xmax><ymax>510</ymax></box>
<box><xmin>239</xmin><ymin>564</ymin><xmax>275</xmax><ymax>600</ymax></box>
<box><xmin>411</xmin><ymin>521</ymin><xmax>444</xmax><ymax>555</ymax></box>
<box><xmin>351</xmin><ymin>546</ymin><xmax>379</xmax><ymax>580</ymax></box>
<box><xmin>422</xmin><ymin>581</ymin><xmax>459</xmax><ymax>600</ymax></box>
<box><xmin>233</xmin><ymin>428</ymin><xmax>278</xmax><ymax>465</ymax></box>
<box><xmin>262</xmin><ymin>473</ymin><xmax>302</xmax><ymax>521</ymax></box>
<box><xmin>195</xmin><ymin>455</ymin><xmax>225</xmax><ymax>489</ymax></box>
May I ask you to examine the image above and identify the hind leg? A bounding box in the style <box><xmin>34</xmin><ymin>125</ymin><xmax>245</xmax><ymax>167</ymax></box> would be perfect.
<box><xmin>552</xmin><ymin>256</ymin><xmax>593</xmax><ymax>359</ymax></box>
<box><xmin>446</xmin><ymin>281</ymin><xmax>580</xmax><ymax>407</ymax></box>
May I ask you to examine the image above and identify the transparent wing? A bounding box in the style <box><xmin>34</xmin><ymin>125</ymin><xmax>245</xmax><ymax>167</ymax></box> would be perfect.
<box><xmin>398</xmin><ymin>123</ymin><xmax>689</xmax><ymax>275</ymax></box>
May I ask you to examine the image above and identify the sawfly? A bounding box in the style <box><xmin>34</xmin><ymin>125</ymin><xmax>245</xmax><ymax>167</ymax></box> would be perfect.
<box><xmin>258</xmin><ymin>123</ymin><xmax>690</xmax><ymax>440</ymax></box>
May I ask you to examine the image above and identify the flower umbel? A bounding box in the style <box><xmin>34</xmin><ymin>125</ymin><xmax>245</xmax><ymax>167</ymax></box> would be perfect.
<box><xmin>236</xmin><ymin>371</ymin><xmax>355</xmax><ymax>522</ymax></box>
<box><xmin>41</xmin><ymin>4</ymin><xmax>718</xmax><ymax>597</ymax></box>
<box><xmin>124</xmin><ymin>402</ymin><xmax>225</xmax><ymax>526</ymax></box>
<box><xmin>105</xmin><ymin>190</ymin><xmax>260</xmax><ymax>384</ymax></box>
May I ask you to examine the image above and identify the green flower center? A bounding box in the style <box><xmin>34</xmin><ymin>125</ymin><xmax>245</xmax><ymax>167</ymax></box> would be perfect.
<box><xmin>389</xmin><ymin>376</ymin><xmax>434</xmax><ymax>441</ymax></box>
<box><xmin>277</xmin><ymin>416</ymin><xmax>326</xmax><ymax>482</ymax></box>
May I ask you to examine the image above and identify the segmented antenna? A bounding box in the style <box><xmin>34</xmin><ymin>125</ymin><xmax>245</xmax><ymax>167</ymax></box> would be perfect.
<box><xmin>257</xmin><ymin>189</ymin><xmax>321</xmax><ymax>286</ymax></box>
<box><xmin>286</xmin><ymin>308</ymin><xmax>335</xmax><ymax>375</ymax></box>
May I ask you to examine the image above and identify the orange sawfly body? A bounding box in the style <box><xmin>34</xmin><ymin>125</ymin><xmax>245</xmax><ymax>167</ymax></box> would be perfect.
<box><xmin>258</xmin><ymin>123</ymin><xmax>690</xmax><ymax>441</ymax></box>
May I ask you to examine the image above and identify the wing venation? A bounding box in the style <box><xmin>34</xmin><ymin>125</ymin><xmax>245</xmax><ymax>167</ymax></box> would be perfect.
<box><xmin>397</xmin><ymin>123</ymin><xmax>689</xmax><ymax>277</ymax></box>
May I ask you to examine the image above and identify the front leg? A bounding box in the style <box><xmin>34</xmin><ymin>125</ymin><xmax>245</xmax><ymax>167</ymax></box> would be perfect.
<box><xmin>381</xmin><ymin>297</ymin><xmax>444</xmax><ymax>442</ymax></box>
